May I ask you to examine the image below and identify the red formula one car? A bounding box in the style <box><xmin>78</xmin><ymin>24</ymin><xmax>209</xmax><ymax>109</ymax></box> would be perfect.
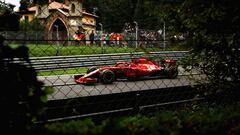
<box><xmin>74</xmin><ymin>57</ymin><xmax>178</xmax><ymax>85</ymax></box>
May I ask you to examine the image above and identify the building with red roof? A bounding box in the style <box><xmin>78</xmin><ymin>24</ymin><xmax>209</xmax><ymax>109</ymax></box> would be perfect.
<box><xmin>16</xmin><ymin>0</ymin><xmax>98</xmax><ymax>41</ymax></box>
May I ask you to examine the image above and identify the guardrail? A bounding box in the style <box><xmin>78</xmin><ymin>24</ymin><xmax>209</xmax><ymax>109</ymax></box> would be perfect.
<box><xmin>25</xmin><ymin>51</ymin><xmax>188</xmax><ymax>71</ymax></box>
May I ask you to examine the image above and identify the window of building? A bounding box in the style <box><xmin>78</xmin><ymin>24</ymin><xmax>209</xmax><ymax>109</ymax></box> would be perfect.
<box><xmin>24</xmin><ymin>16</ymin><xmax>29</xmax><ymax>21</ymax></box>
<box><xmin>38</xmin><ymin>6</ymin><xmax>41</xmax><ymax>15</ymax></box>
<box><xmin>71</xmin><ymin>4</ymin><xmax>75</xmax><ymax>14</ymax></box>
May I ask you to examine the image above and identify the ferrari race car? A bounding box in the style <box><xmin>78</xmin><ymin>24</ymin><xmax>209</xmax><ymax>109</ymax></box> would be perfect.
<box><xmin>74</xmin><ymin>57</ymin><xmax>178</xmax><ymax>85</ymax></box>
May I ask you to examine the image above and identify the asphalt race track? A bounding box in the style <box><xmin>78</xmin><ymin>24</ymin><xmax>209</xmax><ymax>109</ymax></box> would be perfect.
<box><xmin>38</xmin><ymin>67</ymin><xmax>205</xmax><ymax>100</ymax></box>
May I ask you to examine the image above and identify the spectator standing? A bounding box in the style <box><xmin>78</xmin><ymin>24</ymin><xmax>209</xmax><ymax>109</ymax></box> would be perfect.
<box><xmin>73</xmin><ymin>29</ymin><xmax>85</xmax><ymax>45</ymax></box>
<box><xmin>101</xmin><ymin>34</ymin><xmax>106</xmax><ymax>45</ymax></box>
<box><xmin>89</xmin><ymin>30</ymin><xmax>95</xmax><ymax>45</ymax></box>
<box><xmin>105</xmin><ymin>32</ymin><xmax>110</xmax><ymax>46</ymax></box>
<box><xmin>94</xmin><ymin>31</ymin><xmax>101</xmax><ymax>46</ymax></box>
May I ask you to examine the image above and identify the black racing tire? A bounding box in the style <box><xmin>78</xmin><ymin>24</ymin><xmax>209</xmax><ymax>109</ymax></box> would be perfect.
<box><xmin>167</xmin><ymin>67</ymin><xmax>178</xmax><ymax>79</ymax></box>
<box><xmin>100</xmin><ymin>70</ymin><xmax>115</xmax><ymax>84</ymax></box>
<box><xmin>87</xmin><ymin>66</ymin><xmax>97</xmax><ymax>74</ymax></box>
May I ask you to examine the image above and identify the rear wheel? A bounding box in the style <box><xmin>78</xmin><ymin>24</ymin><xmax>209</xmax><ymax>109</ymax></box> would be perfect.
<box><xmin>100</xmin><ymin>70</ymin><xmax>115</xmax><ymax>84</ymax></box>
<box><xmin>167</xmin><ymin>67</ymin><xmax>178</xmax><ymax>79</ymax></box>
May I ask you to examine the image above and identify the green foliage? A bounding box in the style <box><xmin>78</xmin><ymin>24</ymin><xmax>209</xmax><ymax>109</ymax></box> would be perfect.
<box><xmin>0</xmin><ymin>10</ymin><xmax>20</xmax><ymax>31</ymax></box>
<box><xmin>83</xmin><ymin>0</ymin><xmax>182</xmax><ymax>32</ymax></box>
<box><xmin>9</xmin><ymin>44</ymin><xmax>161</xmax><ymax>57</ymax></box>
<box><xmin>19</xmin><ymin>0</ymin><xmax>29</xmax><ymax>11</ymax></box>
<box><xmin>45</xmin><ymin>118</ymin><xmax>105</xmax><ymax>135</ymax></box>
<box><xmin>55</xmin><ymin>0</ymin><xmax>64</xmax><ymax>3</ymax></box>
<box><xmin>113</xmin><ymin>113</ymin><xmax>182</xmax><ymax>135</ymax></box>
<box><xmin>30</xmin><ymin>0</ymin><xmax>48</xmax><ymax>6</ymax></box>
<box><xmin>44</xmin><ymin>102</ymin><xmax>240</xmax><ymax>135</ymax></box>
<box><xmin>20</xmin><ymin>18</ymin><xmax>44</xmax><ymax>31</ymax></box>
<box><xmin>0</xmin><ymin>35</ymin><xmax>52</xmax><ymax>134</ymax></box>
<box><xmin>19</xmin><ymin>0</ymin><xmax>49</xmax><ymax>8</ymax></box>
<box><xmin>176</xmin><ymin>0</ymin><xmax>240</xmax><ymax>95</ymax></box>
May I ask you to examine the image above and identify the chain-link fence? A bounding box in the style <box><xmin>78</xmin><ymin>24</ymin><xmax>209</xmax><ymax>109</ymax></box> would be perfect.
<box><xmin>1</xmin><ymin>1</ymin><xmax>204</xmax><ymax>121</ymax></box>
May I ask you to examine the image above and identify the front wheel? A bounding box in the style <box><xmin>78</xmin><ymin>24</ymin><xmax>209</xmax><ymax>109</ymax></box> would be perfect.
<box><xmin>100</xmin><ymin>70</ymin><xmax>115</xmax><ymax>84</ymax></box>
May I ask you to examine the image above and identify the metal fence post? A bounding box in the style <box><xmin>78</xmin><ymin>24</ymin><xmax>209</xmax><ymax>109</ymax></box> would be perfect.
<box><xmin>133</xmin><ymin>93</ymin><xmax>141</xmax><ymax>114</ymax></box>
<box><xmin>163</xmin><ymin>21</ymin><xmax>166</xmax><ymax>50</ymax></box>
<box><xmin>134</xmin><ymin>21</ymin><xmax>138</xmax><ymax>48</ymax></box>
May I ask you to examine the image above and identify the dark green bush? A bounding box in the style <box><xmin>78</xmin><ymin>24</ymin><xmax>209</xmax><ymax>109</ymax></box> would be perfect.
<box><xmin>44</xmin><ymin>103</ymin><xmax>240</xmax><ymax>135</ymax></box>
<box><xmin>177</xmin><ymin>0</ymin><xmax>240</xmax><ymax>97</ymax></box>
<box><xmin>0</xmin><ymin>35</ymin><xmax>52</xmax><ymax>134</ymax></box>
